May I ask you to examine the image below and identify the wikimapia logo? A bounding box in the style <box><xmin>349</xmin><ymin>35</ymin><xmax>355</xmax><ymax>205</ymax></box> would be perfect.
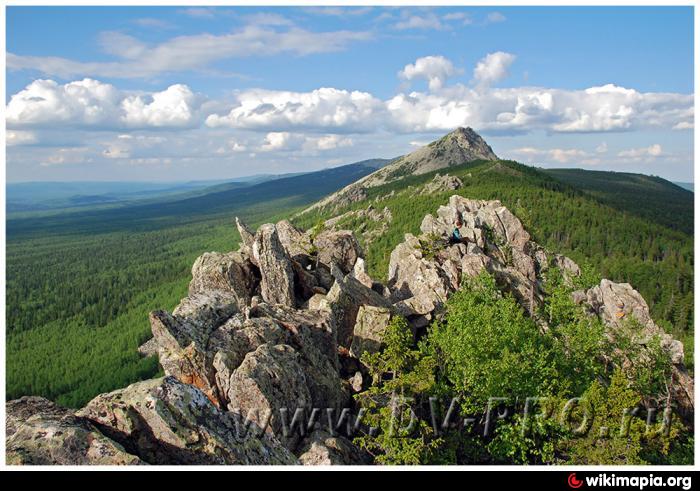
<box><xmin>570</xmin><ymin>473</ymin><xmax>692</xmax><ymax>490</ymax></box>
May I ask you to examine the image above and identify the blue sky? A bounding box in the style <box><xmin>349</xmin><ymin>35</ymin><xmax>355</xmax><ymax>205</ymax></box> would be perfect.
<box><xmin>6</xmin><ymin>6</ymin><xmax>695</xmax><ymax>182</ymax></box>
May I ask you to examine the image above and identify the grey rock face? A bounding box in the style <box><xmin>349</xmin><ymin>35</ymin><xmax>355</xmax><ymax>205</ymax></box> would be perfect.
<box><xmin>276</xmin><ymin>219</ymin><xmax>312</xmax><ymax>259</ymax></box>
<box><xmin>226</xmin><ymin>344</ymin><xmax>313</xmax><ymax>449</ymax></box>
<box><xmin>235</xmin><ymin>217</ymin><xmax>255</xmax><ymax>256</ymax></box>
<box><xmin>421</xmin><ymin>173</ymin><xmax>463</xmax><ymax>195</ymax></box>
<box><xmin>77</xmin><ymin>376</ymin><xmax>297</xmax><ymax>465</ymax></box>
<box><xmin>350</xmin><ymin>305</ymin><xmax>392</xmax><ymax>359</ymax></box>
<box><xmin>252</xmin><ymin>224</ymin><xmax>296</xmax><ymax>307</ymax></box>
<box><xmin>327</xmin><ymin>272</ymin><xmax>392</xmax><ymax>348</ymax></box>
<box><xmin>579</xmin><ymin>279</ymin><xmax>694</xmax><ymax>418</ymax></box>
<box><xmin>189</xmin><ymin>251</ymin><xmax>259</xmax><ymax>307</ymax></box>
<box><xmin>6</xmin><ymin>397</ymin><xmax>143</xmax><ymax>465</ymax></box>
<box><xmin>389</xmin><ymin>196</ymin><xmax>542</xmax><ymax>319</ymax></box>
<box><xmin>148</xmin><ymin>287</ymin><xmax>243</xmax><ymax>407</ymax></box>
<box><xmin>298</xmin><ymin>430</ymin><xmax>369</xmax><ymax>465</ymax></box>
<box><xmin>137</xmin><ymin>336</ymin><xmax>159</xmax><ymax>358</ymax></box>
<box><xmin>313</xmin><ymin>229</ymin><xmax>363</xmax><ymax>274</ymax></box>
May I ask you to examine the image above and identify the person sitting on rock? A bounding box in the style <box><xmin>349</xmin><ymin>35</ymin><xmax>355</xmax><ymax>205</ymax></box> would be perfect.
<box><xmin>450</xmin><ymin>217</ymin><xmax>465</xmax><ymax>245</ymax></box>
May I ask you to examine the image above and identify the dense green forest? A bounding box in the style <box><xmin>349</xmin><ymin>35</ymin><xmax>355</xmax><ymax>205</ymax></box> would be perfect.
<box><xmin>542</xmin><ymin>168</ymin><xmax>694</xmax><ymax>234</ymax></box>
<box><xmin>6</xmin><ymin>158</ymin><xmax>693</xmax><ymax>413</ymax></box>
<box><xmin>6</xmin><ymin>162</ymin><xmax>383</xmax><ymax>407</ymax></box>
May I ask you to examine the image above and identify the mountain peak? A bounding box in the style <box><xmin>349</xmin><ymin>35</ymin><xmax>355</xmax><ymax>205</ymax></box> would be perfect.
<box><xmin>302</xmin><ymin>127</ymin><xmax>498</xmax><ymax>214</ymax></box>
<box><xmin>434</xmin><ymin>127</ymin><xmax>497</xmax><ymax>159</ymax></box>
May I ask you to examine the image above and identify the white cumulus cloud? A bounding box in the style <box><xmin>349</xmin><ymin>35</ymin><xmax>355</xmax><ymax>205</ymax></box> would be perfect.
<box><xmin>120</xmin><ymin>84</ymin><xmax>201</xmax><ymax>128</ymax></box>
<box><xmin>399</xmin><ymin>55</ymin><xmax>460</xmax><ymax>91</ymax></box>
<box><xmin>6</xmin><ymin>79</ymin><xmax>203</xmax><ymax>130</ymax></box>
<box><xmin>473</xmin><ymin>51</ymin><xmax>516</xmax><ymax>88</ymax></box>
<box><xmin>510</xmin><ymin>146</ymin><xmax>589</xmax><ymax>164</ymax></box>
<box><xmin>205</xmin><ymin>87</ymin><xmax>384</xmax><ymax>133</ymax></box>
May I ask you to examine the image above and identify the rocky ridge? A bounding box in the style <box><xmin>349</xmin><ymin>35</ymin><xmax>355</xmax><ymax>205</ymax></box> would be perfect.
<box><xmin>6</xmin><ymin>195</ymin><xmax>693</xmax><ymax>465</ymax></box>
<box><xmin>302</xmin><ymin>127</ymin><xmax>496</xmax><ymax>214</ymax></box>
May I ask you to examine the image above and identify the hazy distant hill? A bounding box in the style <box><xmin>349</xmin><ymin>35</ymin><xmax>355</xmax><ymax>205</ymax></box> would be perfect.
<box><xmin>675</xmin><ymin>181</ymin><xmax>694</xmax><ymax>192</ymax></box>
<box><xmin>542</xmin><ymin>168</ymin><xmax>693</xmax><ymax>234</ymax></box>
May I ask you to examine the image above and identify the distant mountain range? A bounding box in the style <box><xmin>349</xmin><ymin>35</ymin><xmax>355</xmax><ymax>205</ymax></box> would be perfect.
<box><xmin>6</xmin><ymin>160</ymin><xmax>394</xmax><ymax>215</ymax></box>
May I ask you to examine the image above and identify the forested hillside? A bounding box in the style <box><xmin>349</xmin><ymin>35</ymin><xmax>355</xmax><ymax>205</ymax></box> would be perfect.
<box><xmin>6</xmin><ymin>160</ymin><xmax>390</xmax><ymax>407</ymax></box>
<box><xmin>543</xmin><ymin>168</ymin><xmax>693</xmax><ymax>234</ymax></box>
<box><xmin>295</xmin><ymin>161</ymin><xmax>694</xmax><ymax>359</ymax></box>
<box><xmin>6</xmin><ymin>158</ymin><xmax>693</xmax><ymax>410</ymax></box>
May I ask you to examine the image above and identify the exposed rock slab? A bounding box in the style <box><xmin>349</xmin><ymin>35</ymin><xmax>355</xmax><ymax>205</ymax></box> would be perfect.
<box><xmin>77</xmin><ymin>377</ymin><xmax>296</xmax><ymax>465</ymax></box>
<box><xmin>189</xmin><ymin>251</ymin><xmax>259</xmax><ymax>307</ymax></box>
<box><xmin>6</xmin><ymin>396</ymin><xmax>142</xmax><ymax>465</ymax></box>
<box><xmin>350</xmin><ymin>305</ymin><xmax>393</xmax><ymax>359</ymax></box>
<box><xmin>298</xmin><ymin>430</ymin><xmax>369</xmax><ymax>465</ymax></box>
<box><xmin>314</xmin><ymin>229</ymin><xmax>362</xmax><ymax>274</ymax></box>
<box><xmin>225</xmin><ymin>344</ymin><xmax>313</xmax><ymax>449</ymax></box>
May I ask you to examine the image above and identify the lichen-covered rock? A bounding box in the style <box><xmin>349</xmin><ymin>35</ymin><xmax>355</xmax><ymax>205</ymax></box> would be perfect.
<box><xmin>390</xmin><ymin>196</ymin><xmax>542</xmax><ymax>318</ymax></box>
<box><xmin>235</xmin><ymin>217</ymin><xmax>255</xmax><ymax>255</ymax></box>
<box><xmin>77</xmin><ymin>377</ymin><xmax>296</xmax><ymax>465</ymax></box>
<box><xmin>249</xmin><ymin>303</ymin><xmax>348</xmax><ymax>412</ymax></box>
<box><xmin>298</xmin><ymin>430</ymin><xmax>369</xmax><ymax>465</ymax></box>
<box><xmin>580</xmin><ymin>279</ymin><xmax>694</xmax><ymax>419</ymax></box>
<box><xmin>6</xmin><ymin>397</ymin><xmax>143</xmax><ymax>465</ymax></box>
<box><xmin>149</xmin><ymin>290</ymin><xmax>240</xmax><ymax>407</ymax></box>
<box><xmin>327</xmin><ymin>272</ymin><xmax>391</xmax><ymax>347</ymax></box>
<box><xmin>350</xmin><ymin>257</ymin><xmax>374</xmax><ymax>289</ymax></box>
<box><xmin>307</xmin><ymin>293</ymin><xmax>329</xmax><ymax>311</ymax></box>
<box><xmin>252</xmin><ymin>224</ymin><xmax>296</xmax><ymax>307</ymax></box>
<box><xmin>421</xmin><ymin>173</ymin><xmax>463</xmax><ymax>195</ymax></box>
<box><xmin>189</xmin><ymin>251</ymin><xmax>259</xmax><ymax>307</ymax></box>
<box><xmin>350</xmin><ymin>305</ymin><xmax>392</xmax><ymax>359</ymax></box>
<box><xmin>137</xmin><ymin>336</ymin><xmax>158</xmax><ymax>358</ymax></box>
<box><xmin>276</xmin><ymin>219</ymin><xmax>312</xmax><ymax>259</ymax></box>
<box><xmin>313</xmin><ymin>230</ymin><xmax>363</xmax><ymax>274</ymax></box>
<box><xmin>225</xmin><ymin>344</ymin><xmax>313</xmax><ymax>449</ymax></box>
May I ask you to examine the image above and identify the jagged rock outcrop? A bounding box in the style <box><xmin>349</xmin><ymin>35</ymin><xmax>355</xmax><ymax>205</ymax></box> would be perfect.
<box><xmin>421</xmin><ymin>173</ymin><xmax>463</xmax><ymax>195</ymax></box>
<box><xmin>221</xmin><ymin>344</ymin><xmax>313</xmax><ymax>449</ymax></box>
<box><xmin>350</xmin><ymin>305</ymin><xmax>393</xmax><ymax>358</ymax></box>
<box><xmin>313</xmin><ymin>230</ymin><xmax>363</xmax><ymax>275</ymax></box>
<box><xmin>7</xmin><ymin>191</ymin><xmax>693</xmax><ymax>465</ymax></box>
<box><xmin>326</xmin><ymin>270</ymin><xmax>392</xmax><ymax>347</ymax></box>
<box><xmin>137</xmin><ymin>336</ymin><xmax>158</xmax><ymax>358</ymax></box>
<box><xmin>189</xmin><ymin>251</ymin><xmax>259</xmax><ymax>308</ymax></box>
<box><xmin>77</xmin><ymin>377</ymin><xmax>296</xmax><ymax>465</ymax></box>
<box><xmin>388</xmin><ymin>196</ymin><xmax>544</xmax><ymax>330</ymax></box>
<box><xmin>149</xmin><ymin>289</ymin><xmax>241</xmax><ymax>405</ymax></box>
<box><xmin>276</xmin><ymin>219</ymin><xmax>312</xmax><ymax>260</ymax></box>
<box><xmin>253</xmin><ymin>224</ymin><xmax>296</xmax><ymax>307</ymax></box>
<box><xmin>6</xmin><ymin>397</ymin><xmax>143</xmax><ymax>465</ymax></box>
<box><xmin>235</xmin><ymin>217</ymin><xmax>255</xmax><ymax>256</ymax></box>
<box><xmin>386</xmin><ymin>195</ymin><xmax>693</xmax><ymax>422</ymax></box>
<box><xmin>575</xmin><ymin>279</ymin><xmax>694</xmax><ymax>419</ymax></box>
